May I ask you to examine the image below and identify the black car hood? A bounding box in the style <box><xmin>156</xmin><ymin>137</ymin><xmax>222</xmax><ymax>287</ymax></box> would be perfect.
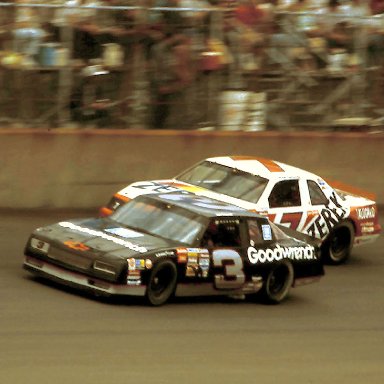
<box><xmin>34</xmin><ymin>217</ymin><xmax>177</xmax><ymax>258</ymax></box>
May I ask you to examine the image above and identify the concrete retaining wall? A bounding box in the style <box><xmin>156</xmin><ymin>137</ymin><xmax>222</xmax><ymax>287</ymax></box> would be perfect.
<box><xmin>1</xmin><ymin>128</ymin><xmax>383</xmax><ymax>210</ymax></box>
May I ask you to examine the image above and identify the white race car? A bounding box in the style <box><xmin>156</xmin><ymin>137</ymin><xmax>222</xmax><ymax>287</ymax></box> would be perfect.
<box><xmin>100</xmin><ymin>156</ymin><xmax>381</xmax><ymax>264</ymax></box>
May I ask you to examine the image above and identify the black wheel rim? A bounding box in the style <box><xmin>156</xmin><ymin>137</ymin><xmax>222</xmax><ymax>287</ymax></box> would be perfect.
<box><xmin>269</xmin><ymin>267</ymin><xmax>287</xmax><ymax>295</ymax></box>
<box><xmin>150</xmin><ymin>266</ymin><xmax>173</xmax><ymax>298</ymax></box>
<box><xmin>330</xmin><ymin>228</ymin><xmax>350</xmax><ymax>260</ymax></box>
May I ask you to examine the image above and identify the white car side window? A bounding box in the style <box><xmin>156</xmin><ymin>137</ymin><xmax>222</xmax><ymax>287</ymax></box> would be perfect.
<box><xmin>307</xmin><ymin>180</ymin><xmax>329</xmax><ymax>206</ymax></box>
<box><xmin>268</xmin><ymin>180</ymin><xmax>301</xmax><ymax>208</ymax></box>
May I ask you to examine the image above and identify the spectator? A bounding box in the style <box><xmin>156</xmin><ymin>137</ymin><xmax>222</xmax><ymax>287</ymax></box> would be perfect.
<box><xmin>317</xmin><ymin>0</ymin><xmax>353</xmax><ymax>53</ymax></box>
<box><xmin>370</xmin><ymin>0</ymin><xmax>384</xmax><ymax>14</ymax></box>
<box><xmin>346</xmin><ymin>0</ymin><xmax>384</xmax><ymax>67</ymax></box>
<box><xmin>224</xmin><ymin>0</ymin><xmax>267</xmax><ymax>73</ymax></box>
<box><xmin>149</xmin><ymin>28</ymin><xmax>195</xmax><ymax>129</ymax></box>
<box><xmin>13</xmin><ymin>0</ymin><xmax>47</xmax><ymax>61</ymax></box>
<box><xmin>71</xmin><ymin>0</ymin><xmax>104</xmax><ymax>61</ymax></box>
<box><xmin>70</xmin><ymin>64</ymin><xmax>119</xmax><ymax>127</ymax></box>
<box><xmin>52</xmin><ymin>0</ymin><xmax>104</xmax><ymax>62</ymax></box>
<box><xmin>0</xmin><ymin>0</ymin><xmax>15</xmax><ymax>50</ymax></box>
<box><xmin>318</xmin><ymin>0</ymin><xmax>384</xmax><ymax>67</ymax></box>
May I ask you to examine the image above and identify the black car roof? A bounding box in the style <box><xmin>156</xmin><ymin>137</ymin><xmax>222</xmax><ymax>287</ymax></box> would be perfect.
<box><xmin>141</xmin><ymin>192</ymin><xmax>266</xmax><ymax>220</ymax></box>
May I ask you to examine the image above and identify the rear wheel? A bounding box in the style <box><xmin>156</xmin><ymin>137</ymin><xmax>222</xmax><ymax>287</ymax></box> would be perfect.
<box><xmin>322</xmin><ymin>222</ymin><xmax>354</xmax><ymax>265</ymax></box>
<box><xmin>145</xmin><ymin>260</ymin><xmax>177</xmax><ymax>306</ymax></box>
<box><xmin>260</xmin><ymin>261</ymin><xmax>294</xmax><ymax>304</ymax></box>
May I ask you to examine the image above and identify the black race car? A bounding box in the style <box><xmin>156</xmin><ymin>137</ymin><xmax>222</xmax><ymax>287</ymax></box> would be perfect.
<box><xmin>24</xmin><ymin>192</ymin><xmax>324</xmax><ymax>306</ymax></box>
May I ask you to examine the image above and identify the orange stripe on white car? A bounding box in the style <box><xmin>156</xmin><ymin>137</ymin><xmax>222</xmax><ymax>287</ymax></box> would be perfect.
<box><xmin>228</xmin><ymin>156</ymin><xmax>285</xmax><ymax>173</ymax></box>
<box><xmin>254</xmin><ymin>157</ymin><xmax>285</xmax><ymax>173</ymax></box>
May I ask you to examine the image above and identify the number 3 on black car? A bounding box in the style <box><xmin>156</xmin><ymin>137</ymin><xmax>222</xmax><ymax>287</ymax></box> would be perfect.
<box><xmin>213</xmin><ymin>249</ymin><xmax>245</xmax><ymax>290</ymax></box>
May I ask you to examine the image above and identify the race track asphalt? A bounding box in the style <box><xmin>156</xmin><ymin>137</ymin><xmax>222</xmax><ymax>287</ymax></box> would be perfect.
<box><xmin>0</xmin><ymin>210</ymin><xmax>383</xmax><ymax>384</ymax></box>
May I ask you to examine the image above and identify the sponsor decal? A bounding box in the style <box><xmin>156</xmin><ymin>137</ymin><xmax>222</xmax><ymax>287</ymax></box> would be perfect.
<box><xmin>162</xmin><ymin>193</ymin><xmax>242</xmax><ymax>212</ymax></box>
<box><xmin>302</xmin><ymin>211</ymin><xmax>319</xmax><ymax>230</ymax></box>
<box><xmin>261</xmin><ymin>224</ymin><xmax>272</xmax><ymax>240</ymax></box>
<box><xmin>133</xmin><ymin>181</ymin><xmax>180</xmax><ymax>194</ymax></box>
<box><xmin>177</xmin><ymin>248</ymin><xmax>209</xmax><ymax>268</ymax></box>
<box><xmin>317</xmin><ymin>179</ymin><xmax>327</xmax><ymax>188</ymax></box>
<box><xmin>127</xmin><ymin>272</ymin><xmax>141</xmax><ymax>285</ymax></box>
<box><xmin>170</xmin><ymin>182</ymin><xmax>207</xmax><ymax>194</ymax></box>
<box><xmin>214</xmin><ymin>219</ymin><xmax>240</xmax><ymax>225</ymax></box>
<box><xmin>360</xmin><ymin>222</ymin><xmax>376</xmax><ymax>234</ymax></box>
<box><xmin>186</xmin><ymin>265</ymin><xmax>197</xmax><ymax>277</ymax></box>
<box><xmin>177</xmin><ymin>248</ymin><xmax>210</xmax><ymax>278</ymax></box>
<box><xmin>356</xmin><ymin>207</ymin><xmax>376</xmax><ymax>220</ymax></box>
<box><xmin>248</xmin><ymin>244</ymin><xmax>316</xmax><ymax>264</ymax></box>
<box><xmin>304</xmin><ymin>192</ymin><xmax>348</xmax><ymax>239</ymax></box>
<box><xmin>145</xmin><ymin>259</ymin><xmax>153</xmax><ymax>269</ymax></box>
<box><xmin>155</xmin><ymin>251</ymin><xmax>175</xmax><ymax>258</ymax></box>
<box><xmin>136</xmin><ymin>259</ymin><xmax>145</xmax><ymax>269</ymax></box>
<box><xmin>199</xmin><ymin>259</ymin><xmax>209</xmax><ymax>268</ymax></box>
<box><xmin>176</xmin><ymin>249</ymin><xmax>188</xmax><ymax>263</ymax></box>
<box><xmin>127</xmin><ymin>258</ymin><xmax>155</xmax><ymax>272</ymax></box>
<box><xmin>199</xmin><ymin>255</ymin><xmax>210</xmax><ymax>277</ymax></box>
<box><xmin>59</xmin><ymin>222</ymin><xmax>148</xmax><ymax>254</ymax></box>
<box><xmin>186</xmin><ymin>260</ymin><xmax>209</xmax><ymax>278</ymax></box>
<box><xmin>186</xmin><ymin>248</ymin><xmax>201</xmax><ymax>253</ymax></box>
<box><xmin>128</xmin><ymin>258</ymin><xmax>136</xmax><ymax>271</ymax></box>
<box><xmin>64</xmin><ymin>240</ymin><xmax>90</xmax><ymax>252</ymax></box>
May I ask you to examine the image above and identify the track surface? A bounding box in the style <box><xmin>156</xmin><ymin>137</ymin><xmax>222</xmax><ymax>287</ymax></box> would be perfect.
<box><xmin>1</xmin><ymin>210</ymin><xmax>383</xmax><ymax>384</ymax></box>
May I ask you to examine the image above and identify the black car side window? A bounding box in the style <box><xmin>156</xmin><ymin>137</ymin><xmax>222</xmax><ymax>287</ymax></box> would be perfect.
<box><xmin>248</xmin><ymin>219</ymin><xmax>263</xmax><ymax>244</ymax></box>
<box><xmin>269</xmin><ymin>180</ymin><xmax>301</xmax><ymax>208</ymax></box>
<box><xmin>201</xmin><ymin>220</ymin><xmax>241</xmax><ymax>248</ymax></box>
<box><xmin>307</xmin><ymin>180</ymin><xmax>329</xmax><ymax>206</ymax></box>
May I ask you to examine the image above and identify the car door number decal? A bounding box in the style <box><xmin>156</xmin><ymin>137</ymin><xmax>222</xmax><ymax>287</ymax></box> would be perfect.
<box><xmin>279</xmin><ymin>212</ymin><xmax>303</xmax><ymax>231</ymax></box>
<box><xmin>212</xmin><ymin>249</ymin><xmax>245</xmax><ymax>290</ymax></box>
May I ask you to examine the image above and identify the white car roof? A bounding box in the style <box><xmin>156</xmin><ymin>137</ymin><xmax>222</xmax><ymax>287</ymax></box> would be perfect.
<box><xmin>207</xmin><ymin>156</ymin><xmax>319</xmax><ymax>181</ymax></box>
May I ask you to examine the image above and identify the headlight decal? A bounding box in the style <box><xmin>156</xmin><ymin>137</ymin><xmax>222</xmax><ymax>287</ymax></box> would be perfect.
<box><xmin>30</xmin><ymin>238</ymin><xmax>50</xmax><ymax>254</ymax></box>
<box><xmin>93</xmin><ymin>261</ymin><xmax>116</xmax><ymax>276</ymax></box>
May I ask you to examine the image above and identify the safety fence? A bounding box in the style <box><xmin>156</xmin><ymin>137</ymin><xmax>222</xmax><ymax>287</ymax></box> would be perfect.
<box><xmin>1</xmin><ymin>2</ymin><xmax>384</xmax><ymax>131</ymax></box>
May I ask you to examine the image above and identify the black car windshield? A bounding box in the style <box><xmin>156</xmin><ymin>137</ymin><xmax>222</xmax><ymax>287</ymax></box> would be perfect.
<box><xmin>110</xmin><ymin>197</ymin><xmax>207</xmax><ymax>246</ymax></box>
<box><xmin>177</xmin><ymin>161</ymin><xmax>268</xmax><ymax>204</ymax></box>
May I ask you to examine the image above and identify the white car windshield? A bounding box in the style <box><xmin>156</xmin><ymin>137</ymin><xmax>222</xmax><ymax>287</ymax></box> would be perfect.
<box><xmin>110</xmin><ymin>197</ymin><xmax>207</xmax><ymax>246</ymax></box>
<box><xmin>177</xmin><ymin>161</ymin><xmax>268</xmax><ymax>204</ymax></box>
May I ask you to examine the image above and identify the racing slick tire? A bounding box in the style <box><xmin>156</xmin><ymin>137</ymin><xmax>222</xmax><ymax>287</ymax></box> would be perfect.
<box><xmin>145</xmin><ymin>260</ymin><xmax>177</xmax><ymax>306</ymax></box>
<box><xmin>321</xmin><ymin>221</ymin><xmax>354</xmax><ymax>265</ymax></box>
<box><xmin>260</xmin><ymin>260</ymin><xmax>294</xmax><ymax>304</ymax></box>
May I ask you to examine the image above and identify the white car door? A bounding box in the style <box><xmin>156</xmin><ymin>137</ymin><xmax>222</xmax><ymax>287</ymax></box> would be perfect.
<box><xmin>265</xmin><ymin>178</ymin><xmax>308</xmax><ymax>232</ymax></box>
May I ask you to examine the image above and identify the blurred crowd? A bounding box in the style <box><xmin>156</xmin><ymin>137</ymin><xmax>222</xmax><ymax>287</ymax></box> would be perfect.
<box><xmin>1</xmin><ymin>0</ymin><xmax>384</xmax><ymax>130</ymax></box>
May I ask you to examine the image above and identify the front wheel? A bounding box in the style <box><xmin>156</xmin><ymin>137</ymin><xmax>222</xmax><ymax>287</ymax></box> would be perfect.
<box><xmin>260</xmin><ymin>261</ymin><xmax>294</xmax><ymax>304</ymax></box>
<box><xmin>145</xmin><ymin>260</ymin><xmax>177</xmax><ymax>306</ymax></box>
<box><xmin>322</xmin><ymin>222</ymin><xmax>354</xmax><ymax>265</ymax></box>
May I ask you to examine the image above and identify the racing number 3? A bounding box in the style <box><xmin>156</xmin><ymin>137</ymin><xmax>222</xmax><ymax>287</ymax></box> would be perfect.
<box><xmin>212</xmin><ymin>249</ymin><xmax>245</xmax><ymax>289</ymax></box>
